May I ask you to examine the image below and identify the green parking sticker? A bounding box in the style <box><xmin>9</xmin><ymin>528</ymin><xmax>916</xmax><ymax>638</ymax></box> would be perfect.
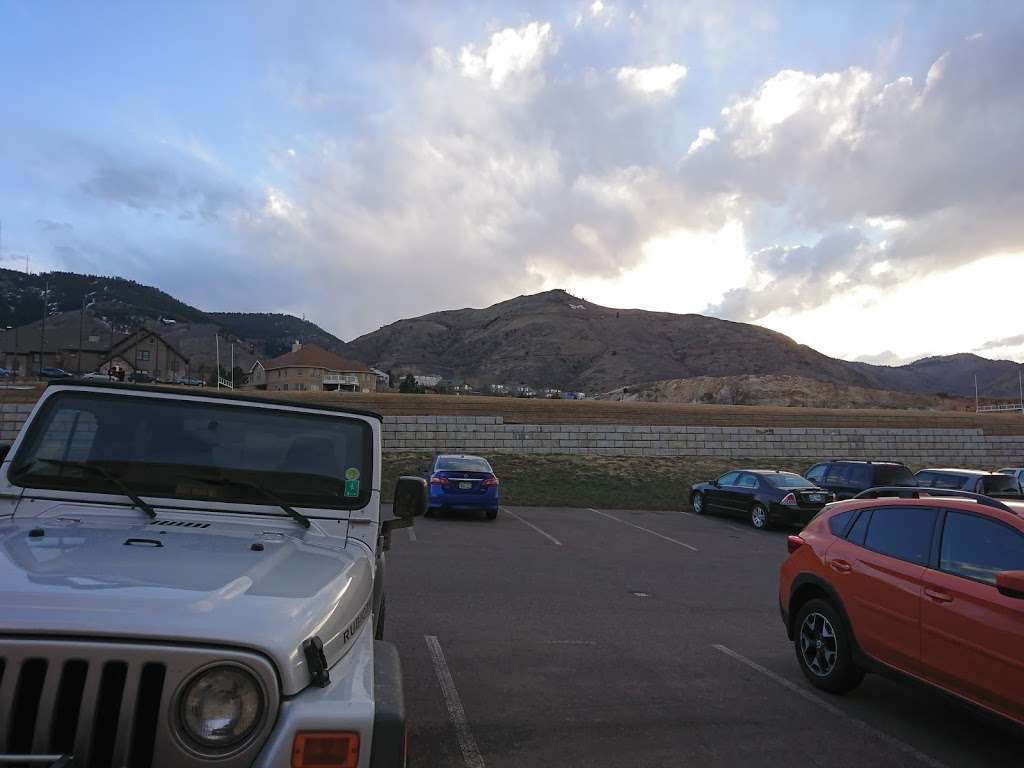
<box><xmin>344</xmin><ymin>467</ymin><xmax>361</xmax><ymax>481</ymax></box>
<box><xmin>344</xmin><ymin>479</ymin><xmax>360</xmax><ymax>497</ymax></box>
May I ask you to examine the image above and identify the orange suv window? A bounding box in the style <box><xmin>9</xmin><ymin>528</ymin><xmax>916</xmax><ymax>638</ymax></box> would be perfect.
<box><xmin>940</xmin><ymin>512</ymin><xmax>1024</xmax><ymax>585</ymax></box>
<box><xmin>861</xmin><ymin>506</ymin><xmax>937</xmax><ymax>565</ymax></box>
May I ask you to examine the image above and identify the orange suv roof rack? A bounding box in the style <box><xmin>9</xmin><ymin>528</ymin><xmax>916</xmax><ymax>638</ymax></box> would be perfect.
<box><xmin>854</xmin><ymin>487</ymin><xmax>1017</xmax><ymax>515</ymax></box>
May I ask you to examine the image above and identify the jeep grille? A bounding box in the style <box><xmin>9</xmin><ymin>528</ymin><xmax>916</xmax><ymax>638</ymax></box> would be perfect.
<box><xmin>0</xmin><ymin>638</ymin><xmax>279</xmax><ymax>768</ymax></box>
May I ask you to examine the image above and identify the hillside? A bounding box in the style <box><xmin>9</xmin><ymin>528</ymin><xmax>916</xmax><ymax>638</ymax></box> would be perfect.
<box><xmin>0</xmin><ymin>268</ymin><xmax>343</xmax><ymax>364</ymax></box>
<box><xmin>849</xmin><ymin>354</ymin><xmax>1024</xmax><ymax>398</ymax></box>
<box><xmin>209</xmin><ymin>313</ymin><xmax>346</xmax><ymax>358</ymax></box>
<box><xmin>346</xmin><ymin>289</ymin><xmax>1024</xmax><ymax>396</ymax></box>
<box><xmin>345</xmin><ymin>289</ymin><xmax>869</xmax><ymax>392</ymax></box>
<box><xmin>0</xmin><ymin>269</ymin><xmax>208</xmax><ymax>327</ymax></box>
<box><xmin>597</xmin><ymin>375</ymin><xmax>974</xmax><ymax>411</ymax></box>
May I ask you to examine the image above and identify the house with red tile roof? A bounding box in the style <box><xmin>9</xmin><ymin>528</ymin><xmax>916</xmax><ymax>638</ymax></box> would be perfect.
<box><xmin>261</xmin><ymin>342</ymin><xmax>376</xmax><ymax>393</ymax></box>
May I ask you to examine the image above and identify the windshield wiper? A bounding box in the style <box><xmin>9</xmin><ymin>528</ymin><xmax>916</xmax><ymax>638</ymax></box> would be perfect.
<box><xmin>181</xmin><ymin>475</ymin><xmax>311</xmax><ymax>529</ymax></box>
<box><xmin>16</xmin><ymin>458</ymin><xmax>156</xmax><ymax>518</ymax></box>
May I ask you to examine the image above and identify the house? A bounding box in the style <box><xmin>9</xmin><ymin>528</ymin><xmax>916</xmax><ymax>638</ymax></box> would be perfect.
<box><xmin>413</xmin><ymin>374</ymin><xmax>442</xmax><ymax>388</ymax></box>
<box><xmin>98</xmin><ymin>328</ymin><xmax>191</xmax><ymax>381</ymax></box>
<box><xmin>0</xmin><ymin>311</ymin><xmax>124</xmax><ymax>377</ymax></box>
<box><xmin>264</xmin><ymin>342</ymin><xmax>376</xmax><ymax>393</ymax></box>
<box><xmin>248</xmin><ymin>360</ymin><xmax>267</xmax><ymax>389</ymax></box>
<box><xmin>370</xmin><ymin>368</ymin><xmax>390</xmax><ymax>390</ymax></box>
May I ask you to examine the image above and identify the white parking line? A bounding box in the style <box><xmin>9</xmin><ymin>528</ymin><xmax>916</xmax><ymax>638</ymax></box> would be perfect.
<box><xmin>589</xmin><ymin>508</ymin><xmax>699</xmax><ymax>552</ymax></box>
<box><xmin>543</xmin><ymin>639</ymin><xmax>598</xmax><ymax>646</ymax></box>
<box><xmin>425</xmin><ymin>635</ymin><xmax>486</xmax><ymax>768</ymax></box>
<box><xmin>407</xmin><ymin>527</ymin><xmax>417</xmax><ymax>542</ymax></box>
<box><xmin>712</xmin><ymin>644</ymin><xmax>949</xmax><ymax>768</ymax></box>
<box><xmin>503</xmin><ymin>508</ymin><xmax>563</xmax><ymax>546</ymax></box>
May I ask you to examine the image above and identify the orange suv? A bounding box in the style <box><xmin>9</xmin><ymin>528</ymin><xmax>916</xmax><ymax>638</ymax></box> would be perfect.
<box><xmin>779</xmin><ymin>488</ymin><xmax>1024</xmax><ymax>727</ymax></box>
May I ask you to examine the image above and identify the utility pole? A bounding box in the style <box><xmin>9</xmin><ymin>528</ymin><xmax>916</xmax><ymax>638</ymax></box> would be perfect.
<box><xmin>39</xmin><ymin>278</ymin><xmax>48</xmax><ymax>376</ymax></box>
<box><xmin>215</xmin><ymin>334</ymin><xmax>221</xmax><ymax>388</ymax></box>
<box><xmin>1019</xmin><ymin>368</ymin><xmax>1023</xmax><ymax>415</ymax></box>
<box><xmin>230</xmin><ymin>342</ymin><xmax>235</xmax><ymax>389</ymax></box>
<box><xmin>78</xmin><ymin>291</ymin><xmax>96</xmax><ymax>375</ymax></box>
<box><xmin>974</xmin><ymin>374</ymin><xmax>980</xmax><ymax>413</ymax></box>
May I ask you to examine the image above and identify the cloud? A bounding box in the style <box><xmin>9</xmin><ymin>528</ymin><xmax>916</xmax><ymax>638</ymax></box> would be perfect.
<box><xmin>458</xmin><ymin>22</ymin><xmax>555</xmax><ymax>89</ymax></box>
<box><xmin>687</xmin><ymin>127</ymin><xmax>718</xmax><ymax>155</ymax></box>
<box><xmin>695</xmin><ymin>30</ymin><xmax>1024</xmax><ymax>321</ymax></box>
<box><xmin>79</xmin><ymin>160</ymin><xmax>250</xmax><ymax>222</ymax></box>
<box><xmin>976</xmin><ymin>334</ymin><xmax>1024</xmax><ymax>352</ymax></box>
<box><xmin>616</xmin><ymin>63</ymin><xmax>687</xmax><ymax>96</ymax></box>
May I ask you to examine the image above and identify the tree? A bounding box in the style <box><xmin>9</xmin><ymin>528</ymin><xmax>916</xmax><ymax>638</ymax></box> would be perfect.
<box><xmin>399</xmin><ymin>373</ymin><xmax>421</xmax><ymax>394</ymax></box>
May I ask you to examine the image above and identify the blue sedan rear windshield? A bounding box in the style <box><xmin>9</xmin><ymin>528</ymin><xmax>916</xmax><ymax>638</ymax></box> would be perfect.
<box><xmin>766</xmin><ymin>473</ymin><xmax>813</xmax><ymax>488</ymax></box>
<box><xmin>436</xmin><ymin>457</ymin><xmax>492</xmax><ymax>472</ymax></box>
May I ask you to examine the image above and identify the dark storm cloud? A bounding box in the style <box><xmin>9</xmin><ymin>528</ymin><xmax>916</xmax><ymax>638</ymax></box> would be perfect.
<box><xmin>976</xmin><ymin>334</ymin><xmax>1024</xmax><ymax>352</ymax></box>
<box><xmin>80</xmin><ymin>162</ymin><xmax>251</xmax><ymax>222</ymax></box>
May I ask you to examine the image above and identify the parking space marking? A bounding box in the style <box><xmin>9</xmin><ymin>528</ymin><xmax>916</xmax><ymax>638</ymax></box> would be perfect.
<box><xmin>543</xmin><ymin>639</ymin><xmax>598</xmax><ymax>645</ymax></box>
<box><xmin>589</xmin><ymin>508</ymin><xmax>699</xmax><ymax>552</ymax></box>
<box><xmin>712</xmin><ymin>644</ymin><xmax>949</xmax><ymax>768</ymax></box>
<box><xmin>407</xmin><ymin>527</ymin><xmax>417</xmax><ymax>541</ymax></box>
<box><xmin>503</xmin><ymin>508</ymin><xmax>563</xmax><ymax>547</ymax></box>
<box><xmin>425</xmin><ymin>635</ymin><xmax>486</xmax><ymax>768</ymax></box>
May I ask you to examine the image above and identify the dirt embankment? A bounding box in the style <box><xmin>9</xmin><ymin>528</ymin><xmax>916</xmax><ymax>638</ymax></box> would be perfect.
<box><xmin>599</xmin><ymin>375</ymin><xmax>975</xmax><ymax>412</ymax></box>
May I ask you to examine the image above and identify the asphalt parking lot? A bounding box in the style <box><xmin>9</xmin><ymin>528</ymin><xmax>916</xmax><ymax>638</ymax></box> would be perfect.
<box><xmin>385</xmin><ymin>505</ymin><xmax>1023</xmax><ymax>768</ymax></box>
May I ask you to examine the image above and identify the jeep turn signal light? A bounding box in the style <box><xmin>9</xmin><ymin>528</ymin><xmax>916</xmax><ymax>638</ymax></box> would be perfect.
<box><xmin>292</xmin><ymin>731</ymin><xmax>360</xmax><ymax>768</ymax></box>
<box><xmin>787</xmin><ymin>535</ymin><xmax>805</xmax><ymax>554</ymax></box>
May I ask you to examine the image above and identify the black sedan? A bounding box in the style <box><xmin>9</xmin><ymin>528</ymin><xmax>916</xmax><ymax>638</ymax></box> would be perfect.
<box><xmin>690</xmin><ymin>469</ymin><xmax>835</xmax><ymax>530</ymax></box>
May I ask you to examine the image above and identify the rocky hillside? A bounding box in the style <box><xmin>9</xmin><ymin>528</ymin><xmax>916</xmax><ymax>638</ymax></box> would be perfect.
<box><xmin>346</xmin><ymin>289</ymin><xmax>1023</xmax><ymax>396</ymax></box>
<box><xmin>345</xmin><ymin>289</ymin><xmax>867</xmax><ymax>392</ymax></box>
<box><xmin>598</xmin><ymin>375</ymin><xmax>975</xmax><ymax>411</ymax></box>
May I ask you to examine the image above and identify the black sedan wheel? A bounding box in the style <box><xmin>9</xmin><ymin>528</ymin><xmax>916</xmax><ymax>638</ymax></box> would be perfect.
<box><xmin>750</xmin><ymin>503</ymin><xmax>769</xmax><ymax>530</ymax></box>
<box><xmin>691</xmin><ymin>492</ymin><xmax>705</xmax><ymax>514</ymax></box>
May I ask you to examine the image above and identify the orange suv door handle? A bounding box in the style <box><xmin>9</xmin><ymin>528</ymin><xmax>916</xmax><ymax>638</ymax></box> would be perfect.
<box><xmin>924</xmin><ymin>588</ymin><xmax>953</xmax><ymax>604</ymax></box>
<box><xmin>830</xmin><ymin>559</ymin><xmax>852</xmax><ymax>573</ymax></box>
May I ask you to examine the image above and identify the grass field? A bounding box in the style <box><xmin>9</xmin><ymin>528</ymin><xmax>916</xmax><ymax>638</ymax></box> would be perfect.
<box><xmin>6</xmin><ymin>384</ymin><xmax>1023</xmax><ymax>434</ymax></box>
<box><xmin>383</xmin><ymin>453</ymin><xmax>805</xmax><ymax>510</ymax></box>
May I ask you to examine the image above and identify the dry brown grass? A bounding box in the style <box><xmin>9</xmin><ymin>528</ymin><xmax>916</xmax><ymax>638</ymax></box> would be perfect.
<box><xmin>6</xmin><ymin>384</ymin><xmax>1023</xmax><ymax>434</ymax></box>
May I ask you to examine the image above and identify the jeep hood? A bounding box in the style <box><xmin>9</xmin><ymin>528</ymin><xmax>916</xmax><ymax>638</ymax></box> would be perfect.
<box><xmin>0</xmin><ymin>511</ymin><xmax>374</xmax><ymax>695</ymax></box>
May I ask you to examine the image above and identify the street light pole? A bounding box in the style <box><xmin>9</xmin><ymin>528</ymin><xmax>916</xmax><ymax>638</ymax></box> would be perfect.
<box><xmin>77</xmin><ymin>291</ymin><xmax>96</xmax><ymax>375</ymax></box>
<box><xmin>39</xmin><ymin>279</ymin><xmax>48</xmax><ymax>376</ymax></box>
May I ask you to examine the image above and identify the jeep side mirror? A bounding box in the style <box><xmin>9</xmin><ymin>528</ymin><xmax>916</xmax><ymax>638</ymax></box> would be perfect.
<box><xmin>996</xmin><ymin>570</ymin><xmax>1024</xmax><ymax>599</ymax></box>
<box><xmin>711</xmin><ymin>479</ymin><xmax>720</xmax><ymax>487</ymax></box>
<box><xmin>394</xmin><ymin>476</ymin><xmax>427</xmax><ymax>519</ymax></box>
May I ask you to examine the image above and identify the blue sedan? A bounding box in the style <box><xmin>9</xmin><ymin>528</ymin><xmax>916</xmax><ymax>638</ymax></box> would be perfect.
<box><xmin>426</xmin><ymin>454</ymin><xmax>500</xmax><ymax>520</ymax></box>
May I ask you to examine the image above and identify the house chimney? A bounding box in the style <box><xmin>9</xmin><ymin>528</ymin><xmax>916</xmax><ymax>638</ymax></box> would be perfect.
<box><xmin>292</xmin><ymin>340</ymin><xmax>301</xmax><ymax>353</ymax></box>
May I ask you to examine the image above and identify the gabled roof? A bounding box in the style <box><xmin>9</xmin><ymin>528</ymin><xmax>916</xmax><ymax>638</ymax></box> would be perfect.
<box><xmin>264</xmin><ymin>343</ymin><xmax>372</xmax><ymax>372</ymax></box>
<box><xmin>100</xmin><ymin>328</ymin><xmax>190</xmax><ymax>366</ymax></box>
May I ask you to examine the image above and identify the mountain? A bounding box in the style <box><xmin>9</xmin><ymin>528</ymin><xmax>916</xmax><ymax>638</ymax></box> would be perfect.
<box><xmin>346</xmin><ymin>289</ymin><xmax>869</xmax><ymax>392</ymax></box>
<box><xmin>0</xmin><ymin>269</ymin><xmax>208</xmax><ymax>328</ymax></box>
<box><xmin>209</xmin><ymin>313</ymin><xmax>346</xmax><ymax>358</ymax></box>
<box><xmin>346</xmin><ymin>289</ymin><xmax>1024</xmax><ymax>397</ymax></box>
<box><xmin>849</xmin><ymin>354</ymin><xmax>1024</xmax><ymax>398</ymax></box>
<box><xmin>0</xmin><ymin>268</ymin><xmax>343</xmax><ymax>365</ymax></box>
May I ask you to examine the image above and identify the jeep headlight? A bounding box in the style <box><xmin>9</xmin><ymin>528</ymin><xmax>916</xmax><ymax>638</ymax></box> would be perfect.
<box><xmin>179</xmin><ymin>665</ymin><xmax>264</xmax><ymax>749</ymax></box>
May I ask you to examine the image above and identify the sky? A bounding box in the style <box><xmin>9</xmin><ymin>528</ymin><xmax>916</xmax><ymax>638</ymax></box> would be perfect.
<box><xmin>1</xmin><ymin>1</ymin><xmax>1023</xmax><ymax>364</ymax></box>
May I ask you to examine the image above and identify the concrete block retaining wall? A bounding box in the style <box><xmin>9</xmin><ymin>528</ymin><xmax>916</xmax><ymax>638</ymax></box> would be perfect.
<box><xmin>2</xmin><ymin>405</ymin><xmax>1022</xmax><ymax>467</ymax></box>
<box><xmin>381</xmin><ymin>415</ymin><xmax>1024</xmax><ymax>467</ymax></box>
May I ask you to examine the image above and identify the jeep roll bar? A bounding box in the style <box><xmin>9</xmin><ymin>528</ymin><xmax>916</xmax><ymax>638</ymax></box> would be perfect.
<box><xmin>854</xmin><ymin>487</ymin><xmax>1018</xmax><ymax>515</ymax></box>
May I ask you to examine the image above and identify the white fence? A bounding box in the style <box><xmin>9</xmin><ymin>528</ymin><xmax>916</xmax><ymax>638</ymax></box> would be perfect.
<box><xmin>977</xmin><ymin>404</ymin><xmax>1023</xmax><ymax>413</ymax></box>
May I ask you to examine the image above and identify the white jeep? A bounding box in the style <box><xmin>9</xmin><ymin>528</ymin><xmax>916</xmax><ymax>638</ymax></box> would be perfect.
<box><xmin>0</xmin><ymin>382</ymin><xmax>425</xmax><ymax>767</ymax></box>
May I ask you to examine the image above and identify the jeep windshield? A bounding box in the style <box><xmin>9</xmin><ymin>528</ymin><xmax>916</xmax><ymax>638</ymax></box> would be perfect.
<box><xmin>8</xmin><ymin>390</ymin><xmax>372</xmax><ymax>512</ymax></box>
